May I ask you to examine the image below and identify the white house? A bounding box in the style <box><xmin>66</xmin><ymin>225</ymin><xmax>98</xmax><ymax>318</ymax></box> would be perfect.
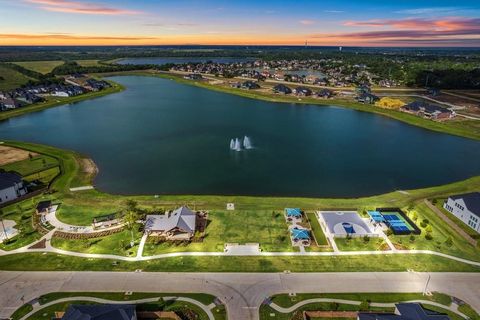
<box><xmin>0</xmin><ymin>172</ymin><xmax>27</xmax><ymax>204</ymax></box>
<box><xmin>444</xmin><ymin>192</ymin><xmax>480</xmax><ymax>233</ymax></box>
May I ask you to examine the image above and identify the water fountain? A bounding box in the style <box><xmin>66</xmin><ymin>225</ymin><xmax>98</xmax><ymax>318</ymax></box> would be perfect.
<box><xmin>243</xmin><ymin>136</ymin><xmax>252</xmax><ymax>149</ymax></box>
<box><xmin>234</xmin><ymin>138</ymin><xmax>242</xmax><ymax>151</ymax></box>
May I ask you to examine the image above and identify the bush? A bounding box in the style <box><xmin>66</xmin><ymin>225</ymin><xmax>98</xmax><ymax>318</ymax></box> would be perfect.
<box><xmin>425</xmin><ymin>225</ymin><xmax>433</xmax><ymax>233</ymax></box>
<box><xmin>385</xmin><ymin>229</ymin><xmax>393</xmax><ymax>236</ymax></box>
<box><xmin>363</xmin><ymin>235</ymin><xmax>370</xmax><ymax>243</ymax></box>
<box><xmin>359</xmin><ymin>300</ymin><xmax>370</xmax><ymax>311</ymax></box>
<box><xmin>425</xmin><ymin>233</ymin><xmax>433</xmax><ymax>240</ymax></box>
<box><xmin>445</xmin><ymin>237</ymin><xmax>453</xmax><ymax>247</ymax></box>
<box><xmin>420</xmin><ymin>219</ymin><xmax>429</xmax><ymax>228</ymax></box>
<box><xmin>409</xmin><ymin>235</ymin><xmax>416</xmax><ymax>243</ymax></box>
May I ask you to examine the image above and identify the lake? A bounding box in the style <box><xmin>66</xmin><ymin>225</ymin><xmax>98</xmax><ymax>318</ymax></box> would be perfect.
<box><xmin>1</xmin><ymin>76</ymin><xmax>480</xmax><ymax>197</ymax></box>
<box><xmin>117</xmin><ymin>57</ymin><xmax>254</xmax><ymax>65</ymax></box>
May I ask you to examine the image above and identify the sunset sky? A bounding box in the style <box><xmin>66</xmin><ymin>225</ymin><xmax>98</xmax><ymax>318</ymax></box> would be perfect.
<box><xmin>1</xmin><ymin>0</ymin><xmax>480</xmax><ymax>46</ymax></box>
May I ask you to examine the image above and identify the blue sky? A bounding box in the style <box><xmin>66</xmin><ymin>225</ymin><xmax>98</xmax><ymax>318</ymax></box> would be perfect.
<box><xmin>0</xmin><ymin>0</ymin><xmax>479</xmax><ymax>46</ymax></box>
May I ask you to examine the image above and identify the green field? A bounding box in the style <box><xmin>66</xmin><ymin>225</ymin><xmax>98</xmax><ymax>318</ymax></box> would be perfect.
<box><xmin>51</xmin><ymin>229</ymin><xmax>142</xmax><ymax>257</ymax></box>
<box><xmin>75</xmin><ymin>60</ymin><xmax>102</xmax><ymax>67</ymax></box>
<box><xmin>306</xmin><ymin>212</ymin><xmax>328</xmax><ymax>245</ymax></box>
<box><xmin>0</xmin><ymin>154</ymin><xmax>58</xmax><ymax>176</ymax></box>
<box><xmin>12</xmin><ymin>61</ymin><xmax>64</xmax><ymax>74</ymax></box>
<box><xmin>0</xmin><ymin>64</ymin><xmax>33</xmax><ymax>91</ymax></box>
<box><xmin>0</xmin><ymin>252</ymin><xmax>479</xmax><ymax>272</ymax></box>
<box><xmin>143</xmin><ymin>209</ymin><xmax>293</xmax><ymax>255</ymax></box>
<box><xmin>335</xmin><ymin>237</ymin><xmax>388</xmax><ymax>251</ymax></box>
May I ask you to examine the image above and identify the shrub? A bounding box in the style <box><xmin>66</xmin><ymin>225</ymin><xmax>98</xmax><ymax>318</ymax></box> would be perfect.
<box><xmin>425</xmin><ymin>233</ymin><xmax>433</xmax><ymax>240</ymax></box>
<box><xmin>363</xmin><ymin>235</ymin><xmax>370</xmax><ymax>243</ymax></box>
<box><xmin>425</xmin><ymin>225</ymin><xmax>433</xmax><ymax>233</ymax></box>
<box><xmin>445</xmin><ymin>237</ymin><xmax>453</xmax><ymax>247</ymax></box>
<box><xmin>385</xmin><ymin>229</ymin><xmax>393</xmax><ymax>236</ymax></box>
<box><xmin>409</xmin><ymin>235</ymin><xmax>416</xmax><ymax>243</ymax></box>
<box><xmin>359</xmin><ymin>299</ymin><xmax>370</xmax><ymax>311</ymax></box>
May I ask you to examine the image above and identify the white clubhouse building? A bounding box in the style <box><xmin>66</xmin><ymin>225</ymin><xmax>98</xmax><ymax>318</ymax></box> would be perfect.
<box><xmin>444</xmin><ymin>192</ymin><xmax>480</xmax><ymax>233</ymax></box>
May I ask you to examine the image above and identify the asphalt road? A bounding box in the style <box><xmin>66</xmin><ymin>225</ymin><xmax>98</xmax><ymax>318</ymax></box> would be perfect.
<box><xmin>1</xmin><ymin>271</ymin><xmax>479</xmax><ymax>320</ymax></box>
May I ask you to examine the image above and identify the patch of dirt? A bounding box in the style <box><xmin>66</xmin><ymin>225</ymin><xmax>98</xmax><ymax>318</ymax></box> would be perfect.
<box><xmin>80</xmin><ymin>158</ymin><xmax>98</xmax><ymax>175</ymax></box>
<box><xmin>29</xmin><ymin>239</ymin><xmax>46</xmax><ymax>249</ymax></box>
<box><xmin>0</xmin><ymin>145</ymin><xmax>38</xmax><ymax>166</ymax></box>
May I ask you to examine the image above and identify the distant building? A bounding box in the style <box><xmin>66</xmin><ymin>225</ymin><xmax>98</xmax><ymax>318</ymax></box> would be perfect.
<box><xmin>60</xmin><ymin>304</ymin><xmax>137</xmax><ymax>320</ymax></box>
<box><xmin>293</xmin><ymin>86</ymin><xmax>312</xmax><ymax>96</ymax></box>
<box><xmin>316</xmin><ymin>89</ymin><xmax>333</xmax><ymax>99</ymax></box>
<box><xmin>145</xmin><ymin>206</ymin><xmax>197</xmax><ymax>240</ymax></box>
<box><xmin>358</xmin><ymin>303</ymin><xmax>450</xmax><ymax>320</ymax></box>
<box><xmin>241</xmin><ymin>80</ymin><xmax>260</xmax><ymax>90</ymax></box>
<box><xmin>356</xmin><ymin>92</ymin><xmax>379</xmax><ymax>104</ymax></box>
<box><xmin>402</xmin><ymin>101</ymin><xmax>455</xmax><ymax>120</ymax></box>
<box><xmin>0</xmin><ymin>171</ymin><xmax>27</xmax><ymax>204</ymax></box>
<box><xmin>444</xmin><ymin>192</ymin><xmax>480</xmax><ymax>233</ymax></box>
<box><xmin>273</xmin><ymin>84</ymin><xmax>292</xmax><ymax>94</ymax></box>
<box><xmin>183</xmin><ymin>73</ymin><xmax>203</xmax><ymax>80</ymax></box>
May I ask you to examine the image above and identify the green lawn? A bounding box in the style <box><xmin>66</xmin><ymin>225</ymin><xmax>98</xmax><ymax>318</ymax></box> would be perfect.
<box><xmin>306</xmin><ymin>211</ymin><xmax>328</xmax><ymax>245</ymax></box>
<box><xmin>389</xmin><ymin>202</ymin><xmax>480</xmax><ymax>262</ymax></box>
<box><xmin>0</xmin><ymin>64</ymin><xmax>33</xmax><ymax>91</ymax></box>
<box><xmin>0</xmin><ymin>154</ymin><xmax>58</xmax><ymax>176</ymax></box>
<box><xmin>270</xmin><ymin>292</ymin><xmax>452</xmax><ymax>308</ymax></box>
<box><xmin>0</xmin><ymin>252</ymin><xmax>479</xmax><ymax>272</ymax></box>
<box><xmin>12</xmin><ymin>61</ymin><xmax>64</xmax><ymax>74</ymax></box>
<box><xmin>0</xmin><ymin>197</ymin><xmax>44</xmax><ymax>251</ymax></box>
<box><xmin>51</xmin><ymin>229</ymin><xmax>142</xmax><ymax>257</ymax></box>
<box><xmin>335</xmin><ymin>237</ymin><xmax>388</xmax><ymax>251</ymax></box>
<box><xmin>75</xmin><ymin>60</ymin><xmax>101</xmax><ymax>67</ymax></box>
<box><xmin>143</xmin><ymin>209</ymin><xmax>292</xmax><ymax>255</ymax></box>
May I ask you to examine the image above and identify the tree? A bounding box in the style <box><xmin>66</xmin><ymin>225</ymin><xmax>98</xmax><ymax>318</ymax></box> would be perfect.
<box><xmin>409</xmin><ymin>235</ymin><xmax>416</xmax><ymax>243</ymax></box>
<box><xmin>124</xmin><ymin>210</ymin><xmax>138</xmax><ymax>248</ymax></box>
<box><xmin>411</xmin><ymin>211</ymin><xmax>418</xmax><ymax>222</ymax></box>
<box><xmin>359</xmin><ymin>299</ymin><xmax>370</xmax><ymax>311</ymax></box>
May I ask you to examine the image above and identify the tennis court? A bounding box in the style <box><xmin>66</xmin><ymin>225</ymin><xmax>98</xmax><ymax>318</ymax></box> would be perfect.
<box><xmin>382</xmin><ymin>212</ymin><xmax>415</xmax><ymax>233</ymax></box>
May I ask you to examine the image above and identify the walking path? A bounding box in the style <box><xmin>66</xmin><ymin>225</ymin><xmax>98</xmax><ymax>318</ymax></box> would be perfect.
<box><xmin>69</xmin><ymin>186</ymin><xmax>94</xmax><ymax>192</ymax></box>
<box><xmin>137</xmin><ymin>233</ymin><xmax>148</xmax><ymax>258</ymax></box>
<box><xmin>269</xmin><ymin>298</ymin><xmax>468</xmax><ymax>319</ymax></box>
<box><xmin>18</xmin><ymin>295</ymin><xmax>214</xmax><ymax>320</ymax></box>
<box><xmin>424</xmin><ymin>199</ymin><xmax>477</xmax><ymax>247</ymax></box>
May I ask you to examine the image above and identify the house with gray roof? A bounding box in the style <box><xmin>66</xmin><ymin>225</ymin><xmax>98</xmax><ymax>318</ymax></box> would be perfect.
<box><xmin>444</xmin><ymin>192</ymin><xmax>480</xmax><ymax>233</ymax></box>
<box><xmin>145</xmin><ymin>206</ymin><xmax>197</xmax><ymax>240</ymax></box>
<box><xmin>358</xmin><ymin>303</ymin><xmax>450</xmax><ymax>320</ymax></box>
<box><xmin>0</xmin><ymin>171</ymin><xmax>27</xmax><ymax>205</ymax></box>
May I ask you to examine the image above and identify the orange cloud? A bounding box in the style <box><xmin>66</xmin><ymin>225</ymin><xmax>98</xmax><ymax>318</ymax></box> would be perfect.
<box><xmin>25</xmin><ymin>0</ymin><xmax>142</xmax><ymax>15</ymax></box>
<box><xmin>343</xmin><ymin>17</ymin><xmax>480</xmax><ymax>31</ymax></box>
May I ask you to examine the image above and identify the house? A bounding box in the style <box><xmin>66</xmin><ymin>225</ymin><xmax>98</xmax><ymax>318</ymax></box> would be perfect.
<box><xmin>293</xmin><ymin>86</ymin><xmax>312</xmax><ymax>96</ymax></box>
<box><xmin>444</xmin><ymin>192</ymin><xmax>480</xmax><ymax>233</ymax></box>
<box><xmin>358</xmin><ymin>303</ymin><xmax>450</xmax><ymax>320</ymax></box>
<box><xmin>0</xmin><ymin>171</ymin><xmax>27</xmax><ymax>204</ymax></box>
<box><xmin>59</xmin><ymin>304</ymin><xmax>137</xmax><ymax>320</ymax></box>
<box><xmin>316</xmin><ymin>89</ymin><xmax>333</xmax><ymax>99</ymax></box>
<box><xmin>0</xmin><ymin>96</ymin><xmax>21</xmax><ymax>110</ymax></box>
<box><xmin>183</xmin><ymin>73</ymin><xmax>203</xmax><ymax>80</ymax></box>
<box><xmin>401</xmin><ymin>101</ymin><xmax>454</xmax><ymax>120</ymax></box>
<box><xmin>273</xmin><ymin>84</ymin><xmax>292</xmax><ymax>94</ymax></box>
<box><xmin>241</xmin><ymin>80</ymin><xmax>260</xmax><ymax>90</ymax></box>
<box><xmin>145</xmin><ymin>206</ymin><xmax>197</xmax><ymax>240</ymax></box>
<box><xmin>36</xmin><ymin>200</ymin><xmax>52</xmax><ymax>214</ymax></box>
<box><xmin>356</xmin><ymin>92</ymin><xmax>379</xmax><ymax>104</ymax></box>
